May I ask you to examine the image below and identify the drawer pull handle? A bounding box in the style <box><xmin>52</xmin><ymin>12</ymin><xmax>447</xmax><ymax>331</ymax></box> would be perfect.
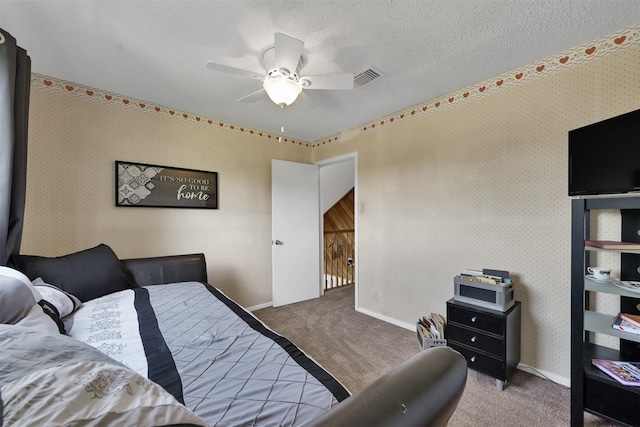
<box><xmin>471</xmin><ymin>316</ymin><xmax>477</xmax><ymax>323</ymax></box>
<box><xmin>471</xmin><ymin>336</ymin><xmax>477</xmax><ymax>343</ymax></box>
<box><xmin>470</xmin><ymin>356</ymin><xmax>476</xmax><ymax>363</ymax></box>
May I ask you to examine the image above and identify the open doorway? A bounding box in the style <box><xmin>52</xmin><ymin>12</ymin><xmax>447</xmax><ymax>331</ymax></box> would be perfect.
<box><xmin>323</xmin><ymin>188</ymin><xmax>354</xmax><ymax>290</ymax></box>
<box><xmin>316</xmin><ymin>153</ymin><xmax>357</xmax><ymax>303</ymax></box>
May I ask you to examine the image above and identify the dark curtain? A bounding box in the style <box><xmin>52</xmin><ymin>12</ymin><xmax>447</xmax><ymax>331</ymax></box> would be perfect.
<box><xmin>0</xmin><ymin>28</ymin><xmax>30</xmax><ymax>266</ymax></box>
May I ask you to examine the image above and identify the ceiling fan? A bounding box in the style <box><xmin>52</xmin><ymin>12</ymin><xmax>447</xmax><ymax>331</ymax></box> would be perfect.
<box><xmin>206</xmin><ymin>32</ymin><xmax>353</xmax><ymax>108</ymax></box>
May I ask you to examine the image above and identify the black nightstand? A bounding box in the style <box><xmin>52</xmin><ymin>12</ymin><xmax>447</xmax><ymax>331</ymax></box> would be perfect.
<box><xmin>446</xmin><ymin>298</ymin><xmax>521</xmax><ymax>391</ymax></box>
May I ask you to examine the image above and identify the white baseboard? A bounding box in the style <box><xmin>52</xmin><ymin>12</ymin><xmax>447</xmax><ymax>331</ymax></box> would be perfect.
<box><xmin>516</xmin><ymin>363</ymin><xmax>570</xmax><ymax>388</ymax></box>
<box><xmin>356</xmin><ymin>306</ymin><xmax>416</xmax><ymax>331</ymax></box>
<box><xmin>246</xmin><ymin>301</ymin><xmax>272</xmax><ymax>312</ymax></box>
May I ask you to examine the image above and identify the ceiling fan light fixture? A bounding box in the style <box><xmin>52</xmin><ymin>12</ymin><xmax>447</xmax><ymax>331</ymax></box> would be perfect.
<box><xmin>278</xmin><ymin>68</ymin><xmax>290</xmax><ymax>77</ymax></box>
<box><xmin>263</xmin><ymin>78</ymin><xmax>302</xmax><ymax>107</ymax></box>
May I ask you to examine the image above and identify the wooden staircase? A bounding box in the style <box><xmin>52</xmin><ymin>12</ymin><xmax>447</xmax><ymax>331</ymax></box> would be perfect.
<box><xmin>324</xmin><ymin>188</ymin><xmax>355</xmax><ymax>291</ymax></box>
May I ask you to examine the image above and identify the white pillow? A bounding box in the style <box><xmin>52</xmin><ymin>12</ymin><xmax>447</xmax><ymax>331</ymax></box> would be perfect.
<box><xmin>0</xmin><ymin>266</ymin><xmax>42</xmax><ymax>324</ymax></box>
<box><xmin>0</xmin><ymin>266</ymin><xmax>43</xmax><ymax>300</ymax></box>
<box><xmin>0</xmin><ymin>266</ymin><xmax>59</xmax><ymax>334</ymax></box>
<box><xmin>33</xmin><ymin>277</ymin><xmax>82</xmax><ymax>318</ymax></box>
<box><xmin>15</xmin><ymin>304</ymin><xmax>60</xmax><ymax>335</ymax></box>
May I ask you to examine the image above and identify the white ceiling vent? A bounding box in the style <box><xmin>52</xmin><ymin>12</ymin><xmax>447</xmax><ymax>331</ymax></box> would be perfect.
<box><xmin>353</xmin><ymin>66</ymin><xmax>385</xmax><ymax>90</ymax></box>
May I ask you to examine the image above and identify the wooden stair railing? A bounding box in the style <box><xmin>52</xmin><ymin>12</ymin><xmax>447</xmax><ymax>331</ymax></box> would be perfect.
<box><xmin>323</xmin><ymin>188</ymin><xmax>355</xmax><ymax>291</ymax></box>
<box><xmin>324</xmin><ymin>230</ymin><xmax>354</xmax><ymax>290</ymax></box>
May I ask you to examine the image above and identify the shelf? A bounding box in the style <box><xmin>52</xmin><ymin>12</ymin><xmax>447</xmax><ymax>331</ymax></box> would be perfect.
<box><xmin>584</xmin><ymin>311</ymin><xmax>640</xmax><ymax>343</ymax></box>
<box><xmin>584</xmin><ymin>277</ymin><xmax>640</xmax><ymax>298</ymax></box>
<box><xmin>582</xmin><ymin>343</ymin><xmax>640</xmax><ymax>427</ymax></box>
<box><xmin>571</xmin><ymin>196</ymin><xmax>640</xmax><ymax>426</ymax></box>
<box><xmin>583</xmin><ymin>342</ymin><xmax>640</xmax><ymax>390</ymax></box>
<box><xmin>584</xmin><ymin>196</ymin><xmax>640</xmax><ymax>210</ymax></box>
<box><xmin>586</xmin><ymin>246</ymin><xmax>640</xmax><ymax>255</ymax></box>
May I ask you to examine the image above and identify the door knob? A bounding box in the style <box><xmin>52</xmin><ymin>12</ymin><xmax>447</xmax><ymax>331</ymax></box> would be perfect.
<box><xmin>274</xmin><ymin>240</ymin><xmax>284</xmax><ymax>245</ymax></box>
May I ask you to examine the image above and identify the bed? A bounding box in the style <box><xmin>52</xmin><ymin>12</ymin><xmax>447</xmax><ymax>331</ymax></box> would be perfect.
<box><xmin>1</xmin><ymin>244</ymin><xmax>467</xmax><ymax>427</ymax></box>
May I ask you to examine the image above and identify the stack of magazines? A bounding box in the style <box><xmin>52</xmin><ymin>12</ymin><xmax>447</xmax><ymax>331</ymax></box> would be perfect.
<box><xmin>459</xmin><ymin>268</ymin><xmax>512</xmax><ymax>286</ymax></box>
<box><xmin>417</xmin><ymin>313</ymin><xmax>445</xmax><ymax>340</ymax></box>
<box><xmin>592</xmin><ymin>359</ymin><xmax>640</xmax><ymax>386</ymax></box>
<box><xmin>612</xmin><ymin>313</ymin><xmax>640</xmax><ymax>335</ymax></box>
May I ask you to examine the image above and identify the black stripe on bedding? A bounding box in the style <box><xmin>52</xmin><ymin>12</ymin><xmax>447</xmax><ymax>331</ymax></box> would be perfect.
<box><xmin>133</xmin><ymin>287</ymin><xmax>185</xmax><ymax>404</ymax></box>
<box><xmin>202</xmin><ymin>283</ymin><xmax>351</xmax><ymax>402</ymax></box>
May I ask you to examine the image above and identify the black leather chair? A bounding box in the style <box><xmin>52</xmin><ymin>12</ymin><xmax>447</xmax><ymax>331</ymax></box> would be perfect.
<box><xmin>309</xmin><ymin>346</ymin><xmax>467</xmax><ymax>427</ymax></box>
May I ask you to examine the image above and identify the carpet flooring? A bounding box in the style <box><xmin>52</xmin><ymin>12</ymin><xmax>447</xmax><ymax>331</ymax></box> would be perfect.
<box><xmin>253</xmin><ymin>285</ymin><xmax>616</xmax><ymax>426</ymax></box>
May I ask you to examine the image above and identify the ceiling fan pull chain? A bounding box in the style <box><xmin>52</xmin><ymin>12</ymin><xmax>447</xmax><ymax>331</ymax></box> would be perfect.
<box><xmin>279</xmin><ymin>105</ymin><xmax>285</xmax><ymax>142</ymax></box>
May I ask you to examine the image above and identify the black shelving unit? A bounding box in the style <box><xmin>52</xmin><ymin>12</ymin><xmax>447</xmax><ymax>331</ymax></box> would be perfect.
<box><xmin>571</xmin><ymin>196</ymin><xmax>640</xmax><ymax>426</ymax></box>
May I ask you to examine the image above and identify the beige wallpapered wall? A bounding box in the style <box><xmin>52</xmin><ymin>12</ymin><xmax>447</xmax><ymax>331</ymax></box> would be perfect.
<box><xmin>24</xmin><ymin>88</ymin><xmax>311</xmax><ymax>307</ymax></box>
<box><xmin>23</xmin><ymin>25</ymin><xmax>640</xmax><ymax>383</ymax></box>
<box><xmin>312</xmin><ymin>39</ymin><xmax>640</xmax><ymax>382</ymax></box>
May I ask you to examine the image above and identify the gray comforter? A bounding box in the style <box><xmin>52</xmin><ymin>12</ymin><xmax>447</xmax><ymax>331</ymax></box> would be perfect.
<box><xmin>68</xmin><ymin>281</ymin><xmax>350</xmax><ymax>426</ymax></box>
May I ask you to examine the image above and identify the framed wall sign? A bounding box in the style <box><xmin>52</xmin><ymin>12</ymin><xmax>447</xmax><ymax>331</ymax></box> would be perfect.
<box><xmin>116</xmin><ymin>161</ymin><xmax>218</xmax><ymax>209</ymax></box>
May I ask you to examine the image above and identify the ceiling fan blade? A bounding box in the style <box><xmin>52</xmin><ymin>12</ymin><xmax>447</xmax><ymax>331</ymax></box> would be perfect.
<box><xmin>274</xmin><ymin>32</ymin><xmax>304</xmax><ymax>74</ymax></box>
<box><xmin>237</xmin><ymin>88</ymin><xmax>266</xmax><ymax>103</ymax></box>
<box><xmin>205</xmin><ymin>61</ymin><xmax>264</xmax><ymax>80</ymax></box>
<box><xmin>300</xmin><ymin>73</ymin><xmax>354</xmax><ymax>90</ymax></box>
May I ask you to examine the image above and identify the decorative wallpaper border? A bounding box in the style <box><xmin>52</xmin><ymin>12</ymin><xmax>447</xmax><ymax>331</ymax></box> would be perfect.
<box><xmin>30</xmin><ymin>73</ymin><xmax>313</xmax><ymax>147</ymax></box>
<box><xmin>32</xmin><ymin>22</ymin><xmax>640</xmax><ymax>150</ymax></box>
<box><xmin>312</xmin><ymin>22</ymin><xmax>640</xmax><ymax>147</ymax></box>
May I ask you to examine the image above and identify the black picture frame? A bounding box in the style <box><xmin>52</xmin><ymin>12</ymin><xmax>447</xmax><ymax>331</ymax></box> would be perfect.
<box><xmin>115</xmin><ymin>161</ymin><xmax>218</xmax><ymax>209</ymax></box>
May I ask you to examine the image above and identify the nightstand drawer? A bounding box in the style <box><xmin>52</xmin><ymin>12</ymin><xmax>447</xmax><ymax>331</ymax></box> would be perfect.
<box><xmin>448</xmin><ymin>304</ymin><xmax>504</xmax><ymax>336</ymax></box>
<box><xmin>447</xmin><ymin>324</ymin><xmax>503</xmax><ymax>357</ymax></box>
<box><xmin>449</xmin><ymin>342</ymin><xmax>505</xmax><ymax>380</ymax></box>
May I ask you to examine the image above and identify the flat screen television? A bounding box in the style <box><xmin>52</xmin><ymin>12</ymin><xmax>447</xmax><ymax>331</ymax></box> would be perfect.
<box><xmin>569</xmin><ymin>108</ymin><xmax>640</xmax><ymax>196</ymax></box>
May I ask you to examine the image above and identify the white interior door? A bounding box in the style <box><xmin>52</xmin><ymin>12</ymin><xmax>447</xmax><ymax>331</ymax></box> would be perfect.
<box><xmin>272</xmin><ymin>159</ymin><xmax>321</xmax><ymax>307</ymax></box>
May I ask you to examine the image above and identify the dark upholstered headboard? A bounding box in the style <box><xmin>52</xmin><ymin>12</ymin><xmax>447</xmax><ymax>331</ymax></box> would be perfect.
<box><xmin>121</xmin><ymin>253</ymin><xmax>207</xmax><ymax>287</ymax></box>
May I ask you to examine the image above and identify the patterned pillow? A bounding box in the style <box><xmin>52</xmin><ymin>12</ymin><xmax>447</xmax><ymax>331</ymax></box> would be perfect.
<box><xmin>33</xmin><ymin>277</ymin><xmax>82</xmax><ymax>318</ymax></box>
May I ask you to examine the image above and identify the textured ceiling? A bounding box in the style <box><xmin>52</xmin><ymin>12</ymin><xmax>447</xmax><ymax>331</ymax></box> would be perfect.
<box><xmin>2</xmin><ymin>0</ymin><xmax>640</xmax><ymax>142</ymax></box>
